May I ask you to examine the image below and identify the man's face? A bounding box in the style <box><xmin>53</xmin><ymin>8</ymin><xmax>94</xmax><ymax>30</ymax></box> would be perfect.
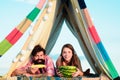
<box><xmin>33</xmin><ymin>51</ymin><xmax>45</xmax><ymax>64</ymax></box>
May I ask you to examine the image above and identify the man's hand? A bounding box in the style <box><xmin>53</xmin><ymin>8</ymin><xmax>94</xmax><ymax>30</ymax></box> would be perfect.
<box><xmin>26</xmin><ymin>67</ymin><xmax>39</xmax><ymax>74</ymax></box>
<box><xmin>11</xmin><ymin>69</ymin><xmax>27</xmax><ymax>76</ymax></box>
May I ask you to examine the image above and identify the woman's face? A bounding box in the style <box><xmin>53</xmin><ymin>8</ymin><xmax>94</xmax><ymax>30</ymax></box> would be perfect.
<box><xmin>62</xmin><ymin>47</ymin><xmax>73</xmax><ymax>62</ymax></box>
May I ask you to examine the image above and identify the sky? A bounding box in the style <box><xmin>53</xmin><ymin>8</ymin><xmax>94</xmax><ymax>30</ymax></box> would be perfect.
<box><xmin>0</xmin><ymin>0</ymin><xmax>120</xmax><ymax>76</ymax></box>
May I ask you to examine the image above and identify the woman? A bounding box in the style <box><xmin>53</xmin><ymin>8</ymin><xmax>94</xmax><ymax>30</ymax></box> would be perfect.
<box><xmin>56</xmin><ymin>43</ymin><xmax>84</xmax><ymax>77</ymax></box>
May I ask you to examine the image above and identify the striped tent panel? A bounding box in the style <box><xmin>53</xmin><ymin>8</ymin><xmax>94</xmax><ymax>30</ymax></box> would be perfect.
<box><xmin>0</xmin><ymin>0</ymin><xmax>46</xmax><ymax>56</ymax></box>
<box><xmin>27</xmin><ymin>7</ymin><xmax>40</xmax><ymax>21</ymax></box>
<box><xmin>77</xmin><ymin>0</ymin><xmax>119</xmax><ymax>79</ymax></box>
<box><xmin>6</xmin><ymin>28</ymin><xmax>23</xmax><ymax>45</ymax></box>
<box><xmin>0</xmin><ymin>39</ymin><xmax>12</xmax><ymax>54</ymax></box>
<box><xmin>4</xmin><ymin>0</ymin><xmax>56</xmax><ymax>77</ymax></box>
<box><xmin>97</xmin><ymin>42</ymin><xmax>119</xmax><ymax>78</ymax></box>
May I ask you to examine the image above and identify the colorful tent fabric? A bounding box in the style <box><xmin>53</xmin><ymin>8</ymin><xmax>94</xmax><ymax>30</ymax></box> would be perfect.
<box><xmin>0</xmin><ymin>0</ymin><xmax>46</xmax><ymax>56</ymax></box>
<box><xmin>0</xmin><ymin>0</ymin><xmax>119</xmax><ymax>80</ymax></box>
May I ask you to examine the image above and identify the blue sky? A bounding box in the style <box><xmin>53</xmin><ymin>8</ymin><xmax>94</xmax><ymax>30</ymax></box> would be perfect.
<box><xmin>0</xmin><ymin>0</ymin><xmax>120</xmax><ymax>76</ymax></box>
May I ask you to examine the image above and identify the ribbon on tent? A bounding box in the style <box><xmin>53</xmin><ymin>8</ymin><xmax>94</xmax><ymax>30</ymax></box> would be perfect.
<box><xmin>3</xmin><ymin>0</ymin><xmax>57</xmax><ymax>77</ymax></box>
<box><xmin>0</xmin><ymin>0</ymin><xmax>46</xmax><ymax>56</ymax></box>
<box><xmin>77</xmin><ymin>0</ymin><xmax>120</xmax><ymax>79</ymax></box>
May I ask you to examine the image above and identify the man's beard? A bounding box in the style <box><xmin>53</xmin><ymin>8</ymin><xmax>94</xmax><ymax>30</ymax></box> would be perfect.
<box><xmin>33</xmin><ymin>59</ymin><xmax>46</xmax><ymax>73</ymax></box>
<box><xmin>33</xmin><ymin>59</ymin><xmax>45</xmax><ymax>64</ymax></box>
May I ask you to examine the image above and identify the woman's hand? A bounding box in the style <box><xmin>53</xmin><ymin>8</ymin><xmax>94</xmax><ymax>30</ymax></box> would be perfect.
<box><xmin>56</xmin><ymin>68</ymin><xmax>63</xmax><ymax>77</ymax></box>
<box><xmin>72</xmin><ymin>68</ymin><xmax>83</xmax><ymax>77</ymax></box>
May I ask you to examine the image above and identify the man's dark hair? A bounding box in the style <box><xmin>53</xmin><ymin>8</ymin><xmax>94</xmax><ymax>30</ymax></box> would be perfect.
<box><xmin>31</xmin><ymin>44</ymin><xmax>46</xmax><ymax>56</ymax></box>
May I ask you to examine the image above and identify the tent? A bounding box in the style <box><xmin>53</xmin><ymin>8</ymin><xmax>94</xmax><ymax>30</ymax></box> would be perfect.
<box><xmin>0</xmin><ymin>0</ymin><xmax>120</xmax><ymax>80</ymax></box>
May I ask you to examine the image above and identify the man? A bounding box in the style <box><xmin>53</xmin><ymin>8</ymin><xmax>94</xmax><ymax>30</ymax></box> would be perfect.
<box><xmin>11</xmin><ymin>44</ymin><xmax>55</xmax><ymax>77</ymax></box>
